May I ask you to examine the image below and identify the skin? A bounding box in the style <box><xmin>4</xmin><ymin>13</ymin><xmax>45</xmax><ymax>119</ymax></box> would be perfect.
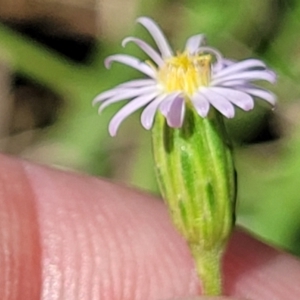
<box><xmin>0</xmin><ymin>153</ymin><xmax>300</xmax><ymax>300</ymax></box>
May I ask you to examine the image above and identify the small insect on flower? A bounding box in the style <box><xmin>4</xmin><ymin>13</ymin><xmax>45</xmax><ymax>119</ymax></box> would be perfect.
<box><xmin>93</xmin><ymin>17</ymin><xmax>276</xmax><ymax>136</ymax></box>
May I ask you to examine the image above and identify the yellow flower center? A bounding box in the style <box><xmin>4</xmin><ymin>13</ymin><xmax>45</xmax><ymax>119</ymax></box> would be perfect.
<box><xmin>158</xmin><ymin>52</ymin><xmax>212</xmax><ymax>96</ymax></box>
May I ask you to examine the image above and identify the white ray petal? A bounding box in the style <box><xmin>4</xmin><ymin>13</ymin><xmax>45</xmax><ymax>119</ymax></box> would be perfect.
<box><xmin>166</xmin><ymin>96</ymin><xmax>185</xmax><ymax>127</ymax></box>
<box><xmin>185</xmin><ymin>34</ymin><xmax>206</xmax><ymax>54</ymax></box>
<box><xmin>201</xmin><ymin>88</ymin><xmax>235</xmax><ymax>118</ymax></box>
<box><xmin>98</xmin><ymin>86</ymin><xmax>157</xmax><ymax>113</ymax></box>
<box><xmin>192</xmin><ymin>93</ymin><xmax>210</xmax><ymax>117</ymax></box>
<box><xmin>159</xmin><ymin>92</ymin><xmax>182</xmax><ymax>116</ymax></box>
<box><xmin>141</xmin><ymin>94</ymin><xmax>167</xmax><ymax>129</ymax></box>
<box><xmin>109</xmin><ymin>92</ymin><xmax>159</xmax><ymax>136</ymax></box>
<box><xmin>211</xmin><ymin>70</ymin><xmax>276</xmax><ymax>86</ymax></box>
<box><xmin>210</xmin><ymin>87</ymin><xmax>254</xmax><ymax>111</ymax></box>
<box><xmin>239</xmin><ymin>86</ymin><xmax>277</xmax><ymax>105</ymax></box>
<box><xmin>118</xmin><ymin>79</ymin><xmax>156</xmax><ymax>88</ymax></box>
<box><xmin>94</xmin><ymin>85</ymin><xmax>153</xmax><ymax>104</ymax></box>
<box><xmin>93</xmin><ymin>88</ymin><xmax>122</xmax><ymax>105</ymax></box>
<box><xmin>137</xmin><ymin>17</ymin><xmax>173</xmax><ymax>58</ymax></box>
<box><xmin>197</xmin><ymin>46</ymin><xmax>223</xmax><ymax>64</ymax></box>
<box><xmin>105</xmin><ymin>54</ymin><xmax>156</xmax><ymax>78</ymax></box>
<box><xmin>213</xmin><ymin>59</ymin><xmax>267</xmax><ymax>80</ymax></box>
<box><xmin>93</xmin><ymin>80</ymin><xmax>156</xmax><ymax>105</ymax></box>
<box><xmin>213</xmin><ymin>58</ymin><xmax>235</xmax><ymax>73</ymax></box>
<box><xmin>122</xmin><ymin>37</ymin><xmax>164</xmax><ymax>66</ymax></box>
<box><xmin>217</xmin><ymin>80</ymin><xmax>248</xmax><ymax>87</ymax></box>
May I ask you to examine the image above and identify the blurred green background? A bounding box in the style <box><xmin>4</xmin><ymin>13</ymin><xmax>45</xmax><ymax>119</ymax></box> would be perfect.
<box><xmin>0</xmin><ymin>0</ymin><xmax>299</xmax><ymax>255</ymax></box>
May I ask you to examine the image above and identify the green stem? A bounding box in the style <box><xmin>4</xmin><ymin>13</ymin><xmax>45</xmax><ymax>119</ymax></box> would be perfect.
<box><xmin>191</xmin><ymin>246</ymin><xmax>223</xmax><ymax>295</ymax></box>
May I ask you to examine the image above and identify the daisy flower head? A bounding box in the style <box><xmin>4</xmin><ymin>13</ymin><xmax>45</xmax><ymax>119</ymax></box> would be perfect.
<box><xmin>93</xmin><ymin>17</ymin><xmax>276</xmax><ymax>136</ymax></box>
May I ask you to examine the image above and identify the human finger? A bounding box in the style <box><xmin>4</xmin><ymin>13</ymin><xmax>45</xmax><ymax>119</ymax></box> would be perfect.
<box><xmin>0</xmin><ymin>154</ymin><xmax>300</xmax><ymax>299</ymax></box>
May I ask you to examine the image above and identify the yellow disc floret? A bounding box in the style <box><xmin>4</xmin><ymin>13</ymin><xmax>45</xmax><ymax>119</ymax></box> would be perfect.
<box><xmin>158</xmin><ymin>52</ymin><xmax>212</xmax><ymax>96</ymax></box>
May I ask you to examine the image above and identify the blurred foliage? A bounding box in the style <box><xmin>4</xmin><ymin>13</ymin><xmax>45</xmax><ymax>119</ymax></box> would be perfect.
<box><xmin>0</xmin><ymin>0</ymin><xmax>300</xmax><ymax>255</ymax></box>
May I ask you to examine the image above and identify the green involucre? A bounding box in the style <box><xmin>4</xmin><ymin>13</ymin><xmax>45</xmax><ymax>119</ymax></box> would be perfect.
<box><xmin>152</xmin><ymin>104</ymin><xmax>236</xmax><ymax>295</ymax></box>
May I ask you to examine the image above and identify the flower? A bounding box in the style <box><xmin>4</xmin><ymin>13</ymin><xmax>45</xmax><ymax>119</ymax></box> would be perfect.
<box><xmin>93</xmin><ymin>17</ymin><xmax>276</xmax><ymax>136</ymax></box>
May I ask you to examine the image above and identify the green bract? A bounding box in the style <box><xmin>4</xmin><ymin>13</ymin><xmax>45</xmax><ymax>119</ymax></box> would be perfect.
<box><xmin>152</xmin><ymin>105</ymin><xmax>236</xmax><ymax>295</ymax></box>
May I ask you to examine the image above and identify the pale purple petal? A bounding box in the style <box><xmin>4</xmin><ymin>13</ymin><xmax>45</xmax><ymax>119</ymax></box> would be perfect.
<box><xmin>185</xmin><ymin>34</ymin><xmax>206</xmax><ymax>54</ymax></box>
<box><xmin>217</xmin><ymin>80</ymin><xmax>248</xmax><ymax>87</ymax></box>
<box><xmin>137</xmin><ymin>17</ymin><xmax>173</xmax><ymax>58</ymax></box>
<box><xmin>201</xmin><ymin>88</ymin><xmax>235</xmax><ymax>118</ymax></box>
<box><xmin>211</xmin><ymin>70</ymin><xmax>276</xmax><ymax>85</ymax></box>
<box><xmin>209</xmin><ymin>87</ymin><xmax>254</xmax><ymax>111</ymax></box>
<box><xmin>160</xmin><ymin>99</ymin><xmax>173</xmax><ymax>117</ymax></box>
<box><xmin>93</xmin><ymin>88</ymin><xmax>121</xmax><ymax>105</ymax></box>
<box><xmin>166</xmin><ymin>96</ymin><xmax>185</xmax><ymax>127</ymax></box>
<box><xmin>197</xmin><ymin>46</ymin><xmax>223</xmax><ymax>65</ymax></box>
<box><xmin>105</xmin><ymin>54</ymin><xmax>156</xmax><ymax>78</ymax></box>
<box><xmin>213</xmin><ymin>59</ymin><xmax>266</xmax><ymax>80</ymax></box>
<box><xmin>122</xmin><ymin>37</ymin><xmax>164</xmax><ymax>66</ymax></box>
<box><xmin>213</xmin><ymin>58</ymin><xmax>235</xmax><ymax>73</ymax></box>
<box><xmin>191</xmin><ymin>93</ymin><xmax>210</xmax><ymax>117</ymax></box>
<box><xmin>95</xmin><ymin>17</ymin><xmax>278</xmax><ymax>132</ymax></box>
<box><xmin>93</xmin><ymin>79</ymin><xmax>156</xmax><ymax>104</ymax></box>
<box><xmin>238</xmin><ymin>86</ymin><xmax>276</xmax><ymax>105</ymax></box>
<box><xmin>159</xmin><ymin>92</ymin><xmax>182</xmax><ymax>116</ymax></box>
<box><xmin>109</xmin><ymin>92</ymin><xmax>159</xmax><ymax>136</ymax></box>
<box><xmin>221</xmin><ymin>59</ymin><xmax>235</xmax><ymax>67</ymax></box>
<box><xmin>141</xmin><ymin>94</ymin><xmax>167</xmax><ymax>129</ymax></box>
<box><xmin>118</xmin><ymin>79</ymin><xmax>156</xmax><ymax>88</ymax></box>
<box><xmin>98</xmin><ymin>86</ymin><xmax>158</xmax><ymax>113</ymax></box>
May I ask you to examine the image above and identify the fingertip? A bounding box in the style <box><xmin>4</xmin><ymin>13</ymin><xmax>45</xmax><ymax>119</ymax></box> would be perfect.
<box><xmin>1</xmin><ymin>154</ymin><xmax>300</xmax><ymax>300</ymax></box>
<box><xmin>165</xmin><ymin>297</ymin><xmax>243</xmax><ymax>300</ymax></box>
<box><xmin>224</xmin><ymin>229</ymin><xmax>300</xmax><ymax>299</ymax></box>
<box><xmin>22</xmin><ymin>158</ymin><xmax>201</xmax><ymax>299</ymax></box>
<box><xmin>0</xmin><ymin>154</ymin><xmax>41</xmax><ymax>300</ymax></box>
